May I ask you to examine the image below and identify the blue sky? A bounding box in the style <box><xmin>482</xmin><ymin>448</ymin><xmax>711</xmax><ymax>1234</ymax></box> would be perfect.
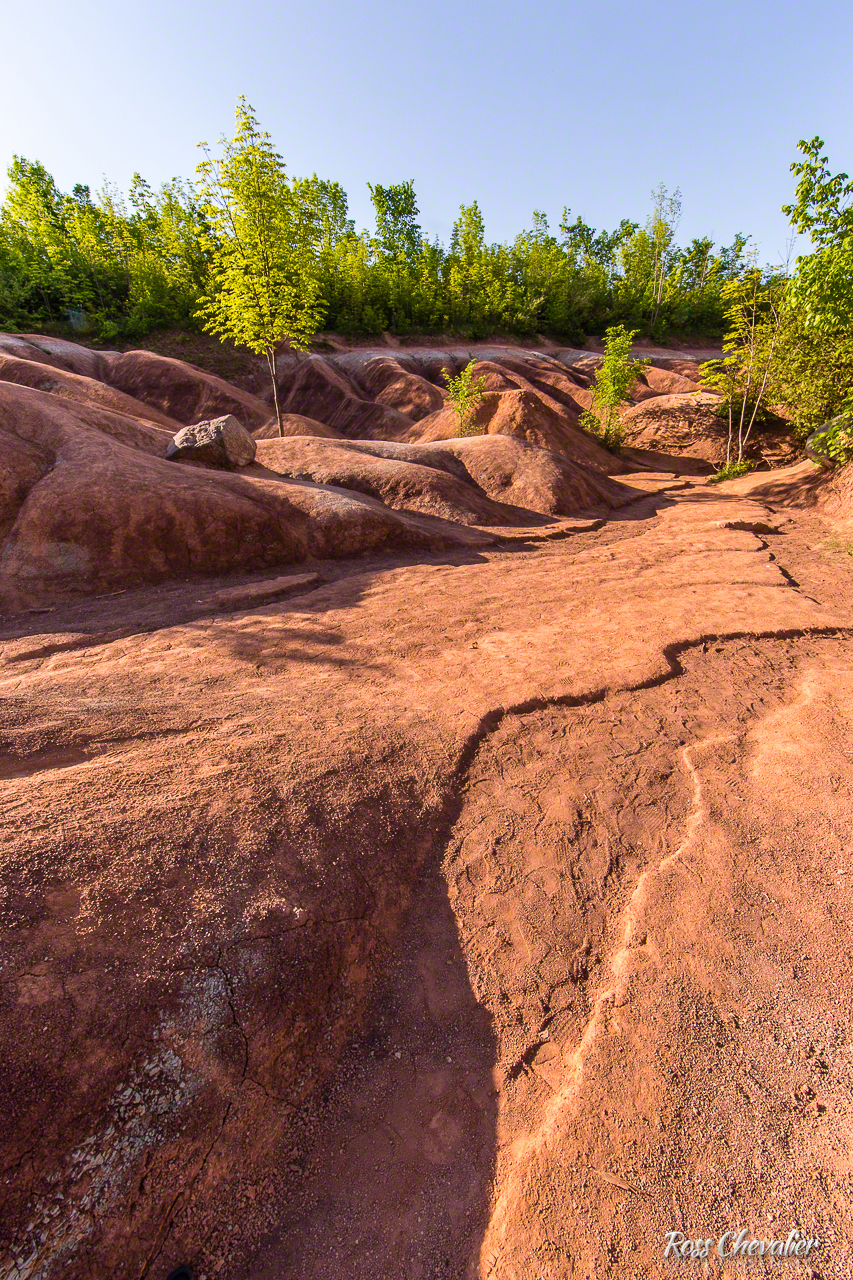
<box><xmin>2</xmin><ymin>0</ymin><xmax>851</xmax><ymax>264</ymax></box>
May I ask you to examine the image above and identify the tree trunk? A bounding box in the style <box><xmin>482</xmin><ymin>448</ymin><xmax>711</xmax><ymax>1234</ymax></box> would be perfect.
<box><xmin>267</xmin><ymin>345</ymin><xmax>283</xmax><ymax>437</ymax></box>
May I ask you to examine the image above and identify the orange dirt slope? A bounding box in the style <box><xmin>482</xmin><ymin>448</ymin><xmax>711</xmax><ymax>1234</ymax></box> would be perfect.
<box><xmin>1</xmin><ymin>335</ymin><xmax>851</xmax><ymax>1280</ymax></box>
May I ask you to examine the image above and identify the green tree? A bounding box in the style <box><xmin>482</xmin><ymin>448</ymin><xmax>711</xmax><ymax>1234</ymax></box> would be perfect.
<box><xmin>648</xmin><ymin>184</ymin><xmax>682</xmax><ymax>327</ymax></box>
<box><xmin>701</xmin><ymin>267</ymin><xmax>784</xmax><ymax>475</ymax></box>
<box><xmin>195</xmin><ymin>98</ymin><xmax>324</xmax><ymax>434</ymax></box>
<box><xmin>771</xmin><ymin>313</ymin><xmax>853</xmax><ymax>436</ymax></box>
<box><xmin>772</xmin><ymin>138</ymin><xmax>853</xmax><ymax>443</ymax></box>
<box><xmin>581</xmin><ymin>324</ymin><xmax>646</xmax><ymax>449</ymax></box>
<box><xmin>0</xmin><ymin>136</ymin><xmax>753</xmax><ymax>344</ymax></box>
<box><xmin>442</xmin><ymin>359</ymin><xmax>488</xmax><ymax>436</ymax></box>
<box><xmin>782</xmin><ymin>137</ymin><xmax>853</xmax><ymax>331</ymax></box>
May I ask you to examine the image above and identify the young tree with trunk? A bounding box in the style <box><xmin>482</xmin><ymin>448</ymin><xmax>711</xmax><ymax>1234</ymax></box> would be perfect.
<box><xmin>442</xmin><ymin>360</ymin><xmax>488</xmax><ymax>435</ymax></box>
<box><xmin>648</xmin><ymin>183</ymin><xmax>682</xmax><ymax>328</ymax></box>
<box><xmin>195</xmin><ymin>99</ymin><xmax>323</xmax><ymax>435</ymax></box>
<box><xmin>581</xmin><ymin>324</ymin><xmax>646</xmax><ymax>449</ymax></box>
<box><xmin>702</xmin><ymin>267</ymin><xmax>784</xmax><ymax>478</ymax></box>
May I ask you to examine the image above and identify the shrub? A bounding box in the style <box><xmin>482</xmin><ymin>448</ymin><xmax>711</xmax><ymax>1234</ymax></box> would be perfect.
<box><xmin>708</xmin><ymin>459</ymin><xmax>755</xmax><ymax>483</ymax></box>
<box><xmin>582</xmin><ymin>324</ymin><xmax>647</xmax><ymax>449</ymax></box>
<box><xmin>442</xmin><ymin>360</ymin><xmax>488</xmax><ymax>436</ymax></box>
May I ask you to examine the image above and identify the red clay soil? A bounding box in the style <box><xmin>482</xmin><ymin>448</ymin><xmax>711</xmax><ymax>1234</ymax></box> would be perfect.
<box><xmin>278</xmin><ymin>356</ymin><xmax>414</xmax><ymax>440</ymax></box>
<box><xmin>739</xmin><ymin>458</ymin><xmax>853</xmax><ymax>529</ymax></box>
<box><xmin>0</xmin><ymin>381</ymin><xmax>502</xmax><ymax>610</ymax></box>
<box><xmin>253</xmin><ymin>413</ymin><xmax>345</xmax><ymax>441</ymax></box>
<box><xmin>251</xmin><ymin>437</ymin><xmax>635</xmax><ymax>525</ymax></box>
<box><xmin>2</xmin><ymin>336</ymin><xmax>852</xmax><ymax>1280</ymax></box>
<box><xmin>335</xmin><ymin>352</ymin><xmax>447</xmax><ymax>422</ymax></box>
<box><xmin>0</xmin><ymin>354</ymin><xmax>182</xmax><ymax>432</ymax></box>
<box><xmin>402</xmin><ymin>390</ymin><xmax>633</xmax><ymax>476</ymax></box>
<box><xmin>621</xmin><ymin>393</ymin><xmax>802</xmax><ymax>471</ymax></box>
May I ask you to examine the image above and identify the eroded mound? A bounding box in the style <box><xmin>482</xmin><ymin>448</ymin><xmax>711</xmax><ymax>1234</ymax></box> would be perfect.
<box><xmin>334</xmin><ymin>352</ymin><xmax>446</xmax><ymax>422</ymax></box>
<box><xmin>1</xmin><ymin>335</ymin><xmax>274</xmax><ymax>431</ymax></box>
<box><xmin>404</xmin><ymin>389</ymin><xmax>631</xmax><ymax>474</ymax></box>
<box><xmin>278</xmin><ymin>356</ymin><xmax>413</xmax><ymax>439</ymax></box>
<box><xmin>0</xmin><ymin>353</ymin><xmax>181</xmax><ymax>431</ymax></box>
<box><xmin>252</xmin><ymin>435</ymin><xmax>637</xmax><ymax>525</ymax></box>
<box><xmin>253</xmin><ymin>437</ymin><xmax>530</xmax><ymax>526</ymax></box>
<box><xmin>0</xmin><ymin>382</ymin><xmax>491</xmax><ymax>609</ymax></box>
<box><xmin>621</xmin><ymin>391</ymin><xmax>801</xmax><ymax>470</ymax></box>
<box><xmin>620</xmin><ymin>391</ymin><xmax>729</xmax><ymax>465</ymax></box>
<box><xmin>103</xmin><ymin>349</ymin><xmax>273</xmax><ymax>431</ymax></box>
<box><xmin>253</xmin><ymin>413</ymin><xmax>345</xmax><ymax>441</ymax></box>
<box><xmin>3</xmin><ymin>334</ymin><xmax>688</xmax><ymax>607</ymax></box>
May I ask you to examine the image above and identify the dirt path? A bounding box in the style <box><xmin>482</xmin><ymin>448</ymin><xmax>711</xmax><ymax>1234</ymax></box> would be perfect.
<box><xmin>240</xmin><ymin>483</ymin><xmax>853</xmax><ymax>1280</ymax></box>
<box><xmin>3</xmin><ymin>476</ymin><xmax>852</xmax><ymax>1280</ymax></box>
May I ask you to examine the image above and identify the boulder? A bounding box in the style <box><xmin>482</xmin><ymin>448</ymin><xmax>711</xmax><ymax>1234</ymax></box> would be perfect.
<box><xmin>167</xmin><ymin>415</ymin><xmax>257</xmax><ymax>470</ymax></box>
<box><xmin>805</xmin><ymin>414</ymin><xmax>852</xmax><ymax>470</ymax></box>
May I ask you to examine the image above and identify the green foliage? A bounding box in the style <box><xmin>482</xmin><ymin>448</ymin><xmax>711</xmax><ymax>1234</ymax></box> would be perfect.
<box><xmin>782</xmin><ymin>137</ymin><xmax>853</xmax><ymax>332</ymax></box>
<box><xmin>764</xmin><ymin>139</ymin><xmax>853</xmax><ymax>441</ymax></box>
<box><xmin>0</xmin><ymin>155</ymin><xmax>206</xmax><ymax>338</ymax></box>
<box><xmin>771</xmin><ymin>317</ymin><xmax>853</xmax><ymax>437</ymax></box>
<box><xmin>701</xmin><ymin>268</ymin><xmax>784</xmax><ymax>466</ymax></box>
<box><xmin>583</xmin><ymin>325</ymin><xmax>646</xmax><ymax>449</ymax></box>
<box><xmin>0</xmin><ymin>112</ymin><xmax>755</xmax><ymax>345</ymax></box>
<box><xmin>810</xmin><ymin>414</ymin><xmax>853</xmax><ymax>466</ymax></box>
<box><xmin>712</xmin><ymin>394</ymin><xmax>772</xmax><ymax>429</ymax></box>
<box><xmin>708</xmin><ymin>459</ymin><xmax>754</xmax><ymax>483</ymax></box>
<box><xmin>195</xmin><ymin>99</ymin><xmax>325</xmax><ymax>431</ymax></box>
<box><xmin>442</xmin><ymin>360</ymin><xmax>488</xmax><ymax>435</ymax></box>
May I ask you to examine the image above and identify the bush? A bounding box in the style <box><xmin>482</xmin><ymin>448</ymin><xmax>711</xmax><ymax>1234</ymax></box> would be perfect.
<box><xmin>582</xmin><ymin>325</ymin><xmax>647</xmax><ymax>450</ymax></box>
<box><xmin>807</xmin><ymin>413</ymin><xmax>853</xmax><ymax>466</ymax></box>
<box><xmin>708</xmin><ymin>459</ymin><xmax>754</xmax><ymax>483</ymax></box>
<box><xmin>442</xmin><ymin>360</ymin><xmax>488</xmax><ymax>436</ymax></box>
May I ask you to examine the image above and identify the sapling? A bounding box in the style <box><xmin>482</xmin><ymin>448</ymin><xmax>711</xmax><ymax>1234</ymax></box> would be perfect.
<box><xmin>580</xmin><ymin>324</ymin><xmax>647</xmax><ymax>449</ymax></box>
<box><xmin>195</xmin><ymin>98</ymin><xmax>324</xmax><ymax>436</ymax></box>
<box><xmin>442</xmin><ymin>359</ymin><xmax>488</xmax><ymax>436</ymax></box>
<box><xmin>701</xmin><ymin>267</ymin><xmax>784</xmax><ymax>477</ymax></box>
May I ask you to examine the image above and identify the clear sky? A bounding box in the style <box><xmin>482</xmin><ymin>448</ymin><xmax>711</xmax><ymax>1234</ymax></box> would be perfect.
<box><xmin>2</xmin><ymin>0</ymin><xmax>851</xmax><ymax>265</ymax></box>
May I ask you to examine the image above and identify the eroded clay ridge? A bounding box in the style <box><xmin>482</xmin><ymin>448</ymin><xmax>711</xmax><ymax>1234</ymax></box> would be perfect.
<box><xmin>0</xmin><ymin>331</ymin><xmax>804</xmax><ymax>613</ymax></box>
<box><xmin>1</xmin><ymin>332</ymin><xmax>852</xmax><ymax>1279</ymax></box>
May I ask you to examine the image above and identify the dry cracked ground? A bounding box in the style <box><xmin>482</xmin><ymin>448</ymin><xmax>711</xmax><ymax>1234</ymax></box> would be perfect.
<box><xmin>1</xmin><ymin>336</ymin><xmax>852</xmax><ymax>1280</ymax></box>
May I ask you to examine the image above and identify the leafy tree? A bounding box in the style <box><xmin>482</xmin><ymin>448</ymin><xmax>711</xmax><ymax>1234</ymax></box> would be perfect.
<box><xmin>701</xmin><ymin>267</ymin><xmax>784</xmax><ymax>470</ymax></box>
<box><xmin>368</xmin><ymin>180</ymin><xmax>421</xmax><ymax>261</ymax></box>
<box><xmin>782</xmin><ymin>137</ymin><xmax>853</xmax><ymax>331</ymax></box>
<box><xmin>771</xmin><ymin>138</ymin><xmax>853</xmax><ymax>443</ymax></box>
<box><xmin>581</xmin><ymin>324</ymin><xmax>646</xmax><ymax>449</ymax></box>
<box><xmin>648</xmin><ymin>184</ymin><xmax>682</xmax><ymax>327</ymax></box>
<box><xmin>442</xmin><ymin>359</ymin><xmax>488</xmax><ymax>436</ymax></box>
<box><xmin>0</xmin><ymin>133</ymin><xmax>753</xmax><ymax>345</ymax></box>
<box><xmin>771</xmin><ymin>313</ymin><xmax>853</xmax><ymax>435</ymax></box>
<box><xmin>195</xmin><ymin>98</ymin><xmax>324</xmax><ymax>433</ymax></box>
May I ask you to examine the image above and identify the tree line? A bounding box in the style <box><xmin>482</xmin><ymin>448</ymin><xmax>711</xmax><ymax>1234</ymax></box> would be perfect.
<box><xmin>2</xmin><ymin>102</ymin><xmax>851</xmax><ymax>453</ymax></box>
<box><xmin>0</xmin><ymin>104</ymin><xmax>751</xmax><ymax>346</ymax></box>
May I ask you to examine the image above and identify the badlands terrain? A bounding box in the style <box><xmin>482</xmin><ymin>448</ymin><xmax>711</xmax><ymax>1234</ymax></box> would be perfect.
<box><xmin>1</xmin><ymin>332</ymin><xmax>852</xmax><ymax>1279</ymax></box>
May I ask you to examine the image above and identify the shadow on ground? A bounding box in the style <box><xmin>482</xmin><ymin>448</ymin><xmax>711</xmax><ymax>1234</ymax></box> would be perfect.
<box><xmin>245</xmin><ymin>859</ymin><xmax>498</xmax><ymax>1280</ymax></box>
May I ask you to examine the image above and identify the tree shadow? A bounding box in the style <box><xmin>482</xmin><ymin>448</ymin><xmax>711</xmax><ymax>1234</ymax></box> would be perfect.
<box><xmin>245</xmin><ymin>851</ymin><xmax>497</xmax><ymax>1280</ymax></box>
